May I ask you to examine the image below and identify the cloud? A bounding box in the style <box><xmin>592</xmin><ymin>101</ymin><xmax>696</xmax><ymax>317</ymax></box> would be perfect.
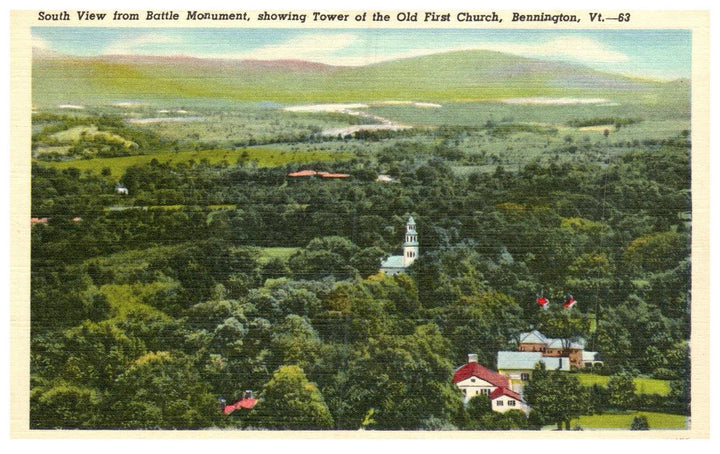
<box><xmin>482</xmin><ymin>37</ymin><xmax>629</xmax><ymax>64</ymax></box>
<box><xmin>31</xmin><ymin>34</ymin><xmax>50</xmax><ymax>50</ymax></box>
<box><xmin>213</xmin><ymin>33</ymin><xmax>360</xmax><ymax>62</ymax></box>
<box><xmin>103</xmin><ymin>33</ymin><xmax>183</xmax><ymax>56</ymax></box>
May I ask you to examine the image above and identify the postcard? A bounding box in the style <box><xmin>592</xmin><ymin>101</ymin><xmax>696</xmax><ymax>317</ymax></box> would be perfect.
<box><xmin>9</xmin><ymin>8</ymin><xmax>710</xmax><ymax>438</ymax></box>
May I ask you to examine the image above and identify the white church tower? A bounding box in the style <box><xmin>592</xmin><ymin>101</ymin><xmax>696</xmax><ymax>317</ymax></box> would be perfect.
<box><xmin>380</xmin><ymin>216</ymin><xmax>420</xmax><ymax>275</ymax></box>
<box><xmin>402</xmin><ymin>216</ymin><xmax>419</xmax><ymax>268</ymax></box>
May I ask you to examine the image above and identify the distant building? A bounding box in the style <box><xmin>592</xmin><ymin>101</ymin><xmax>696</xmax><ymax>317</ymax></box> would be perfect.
<box><xmin>115</xmin><ymin>184</ymin><xmax>129</xmax><ymax>195</ymax></box>
<box><xmin>517</xmin><ymin>329</ymin><xmax>601</xmax><ymax>370</ymax></box>
<box><xmin>380</xmin><ymin>216</ymin><xmax>419</xmax><ymax>275</ymax></box>
<box><xmin>31</xmin><ymin>217</ymin><xmax>49</xmax><ymax>227</ymax></box>
<box><xmin>497</xmin><ymin>351</ymin><xmax>570</xmax><ymax>393</ymax></box>
<box><xmin>453</xmin><ymin>353</ymin><xmax>529</xmax><ymax>413</ymax></box>
<box><xmin>376</xmin><ymin>174</ymin><xmax>396</xmax><ymax>183</ymax></box>
<box><xmin>287</xmin><ymin>169</ymin><xmax>350</xmax><ymax>179</ymax></box>
<box><xmin>287</xmin><ymin>169</ymin><xmax>318</xmax><ymax>178</ymax></box>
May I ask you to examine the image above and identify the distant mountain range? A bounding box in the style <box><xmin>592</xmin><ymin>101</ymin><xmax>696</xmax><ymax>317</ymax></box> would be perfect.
<box><xmin>32</xmin><ymin>49</ymin><xmax>689</xmax><ymax>106</ymax></box>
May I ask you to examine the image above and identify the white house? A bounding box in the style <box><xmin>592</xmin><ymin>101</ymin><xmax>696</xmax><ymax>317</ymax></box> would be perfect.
<box><xmin>489</xmin><ymin>387</ymin><xmax>530</xmax><ymax>414</ymax></box>
<box><xmin>115</xmin><ymin>184</ymin><xmax>129</xmax><ymax>195</ymax></box>
<box><xmin>380</xmin><ymin>216</ymin><xmax>419</xmax><ymax>275</ymax></box>
<box><xmin>452</xmin><ymin>353</ymin><xmax>529</xmax><ymax>413</ymax></box>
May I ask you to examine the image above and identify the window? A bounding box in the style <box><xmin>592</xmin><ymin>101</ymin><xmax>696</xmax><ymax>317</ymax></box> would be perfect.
<box><xmin>496</xmin><ymin>401</ymin><xmax>503</xmax><ymax>406</ymax></box>
<box><xmin>521</xmin><ymin>373</ymin><xmax>530</xmax><ymax>381</ymax></box>
<box><xmin>508</xmin><ymin>400</ymin><xmax>516</xmax><ymax>406</ymax></box>
<box><xmin>470</xmin><ymin>378</ymin><xmax>476</xmax><ymax>383</ymax></box>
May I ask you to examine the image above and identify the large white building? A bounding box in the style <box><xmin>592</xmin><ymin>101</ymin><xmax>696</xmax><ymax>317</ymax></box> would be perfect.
<box><xmin>380</xmin><ymin>216</ymin><xmax>419</xmax><ymax>275</ymax></box>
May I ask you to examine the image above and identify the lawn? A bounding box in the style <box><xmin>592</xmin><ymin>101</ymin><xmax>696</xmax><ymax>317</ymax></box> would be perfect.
<box><xmin>577</xmin><ymin>373</ymin><xmax>671</xmax><ymax>396</ymax></box>
<box><xmin>570</xmin><ymin>411</ymin><xmax>688</xmax><ymax>430</ymax></box>
<box><xmin>258</xmin><ymin>247</ymin><xmax>300</xmax><ymax>264</ymax></box>
<box><xmin>38</xmin><ymin>146</ymin><xmax>353</xmax><ymax>177</ymax></box>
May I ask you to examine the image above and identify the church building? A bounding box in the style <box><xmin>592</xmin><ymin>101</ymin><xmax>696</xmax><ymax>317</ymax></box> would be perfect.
<box><xmin>380</xmin><ymin>216</ymin><xmax>419</xmax><ymax>275</ymax></box>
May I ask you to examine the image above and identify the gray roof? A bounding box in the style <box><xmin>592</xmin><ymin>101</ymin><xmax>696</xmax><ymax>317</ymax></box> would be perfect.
<box><xmin>519</xmin><ymin>330</ymin><xmax>548</xmax><ymax>344</ymax></box>
<box><xmin>519</xmin><ymin>330</ymin><xmax>585</xmax><ymax>349</ymax></box>
<box><xmin>546</xmin><ymin>338</ymin><xmax>585</xmax><ymax>349</ymax></box>
<box><xmin>497</xmin><ymin>351</ymin><xmax>571</xmax><ymax>371</ymax></box>
<box><xmin>582</xmin><ymin>351</ymin><xmax>602</xmax><ymax>362</ymax></box>
<box><xmin>380</xmin><ymin>255</ymin><xmax>404</xmax><ymax>269</ymax></box>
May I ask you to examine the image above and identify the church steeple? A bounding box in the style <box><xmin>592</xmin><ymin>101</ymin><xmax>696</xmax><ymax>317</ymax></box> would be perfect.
<box><xmin>402</xmin><ymin>216</ymin><xmax>419</xmax><ymax>267</ymax></box>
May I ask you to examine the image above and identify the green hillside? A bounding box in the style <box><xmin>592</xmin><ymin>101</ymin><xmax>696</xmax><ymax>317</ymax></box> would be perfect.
<box><xmin>32</xmin><ymin>50</ymin><xmax>686</xmax><ymax>106</ymax></box>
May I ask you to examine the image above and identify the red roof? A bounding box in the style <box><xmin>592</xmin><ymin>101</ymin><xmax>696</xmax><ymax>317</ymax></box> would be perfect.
<box><xmin>452</xmin><ymin>362</ymin><xmax>509</xmax><ymax>388</ymax></box>
<box><xmin>318</xmin><ymin>172</ymin><xmax>350</xmax><ymax>178</ymax></box>
<box><xmin>489</xmin><ymin>387</ymin><xmax>523</xmax><ymax>401</ymax></box>
<box><xmin>222</xmin><ymin>397</ymin><xmax>258</xmax><ymax>415</ymax></box>
<box><xmin>287</xmin><ymin>170</ymin><xmax>317</xmax><ymax>177</ymax></box>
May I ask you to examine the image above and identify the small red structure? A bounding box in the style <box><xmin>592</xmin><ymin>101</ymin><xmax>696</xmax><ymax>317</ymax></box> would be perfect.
<box><xmin>563</xmin><ymin>295</ymin><xmax>577</xmax><ymax>309</ymax></box>
<box><xmin>536</xmin><ymin>296</ymin><xmax>548</xmax><ymax>309</ymax></box>
<box><xmin>287</xmin><ymin>170</ymin><xmax>318</xmax><ymax>177</ymax></box>
<box><xmin>287</xmin><ymin>170</ymin><xmax>350</xmax><ymax>179</ymax></box>
<box><xmin>318</xmin><ymin>172</ymin><xmax>350</xmax><ymax>178</ymax></box>
<box><xmin>222</xmin><ymin>391</ymin><xmax>258</xmax><ymax>415</ymax></box>
<box><xmin>31</xmin><ymin>217</ymin><xmax>49</xmax><ymax>227</ymax></box>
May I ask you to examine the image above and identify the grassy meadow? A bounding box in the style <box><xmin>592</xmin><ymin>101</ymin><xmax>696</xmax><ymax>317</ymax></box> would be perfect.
<box><xmin>40</xmin><ymin>146</ymin><xmax>353</xmax><ymax>177</ymax></box>
<box><xmin>569</xmin><ymin>411</ymin><xmax>688</xmax><ymax>430</ymax></box>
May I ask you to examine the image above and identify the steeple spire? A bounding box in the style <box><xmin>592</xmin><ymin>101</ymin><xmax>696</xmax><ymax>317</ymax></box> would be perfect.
<box><xmin>402</xmin><ymin>216</ymin><xmax>419</xmax><ymax>267</ymax></box>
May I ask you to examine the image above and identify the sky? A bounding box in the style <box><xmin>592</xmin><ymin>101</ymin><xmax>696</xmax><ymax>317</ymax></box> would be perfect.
<box><xmin>32</xmin><ymin>28</ymin><xmax>692</xmax><ymax>81</ymax></box>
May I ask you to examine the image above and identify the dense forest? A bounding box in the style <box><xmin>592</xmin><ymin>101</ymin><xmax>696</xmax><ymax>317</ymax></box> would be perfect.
<box><xmin>30</xmin><ymin>108</ymin><xmax>691</xmax><ymax>430</ymax></box>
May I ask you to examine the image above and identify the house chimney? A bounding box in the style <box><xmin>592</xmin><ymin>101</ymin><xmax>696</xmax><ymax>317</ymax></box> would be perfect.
<box><xmin>468</xmin><ymin>353</ymin><xmax>478</xmax><ymax>363</ymax></box>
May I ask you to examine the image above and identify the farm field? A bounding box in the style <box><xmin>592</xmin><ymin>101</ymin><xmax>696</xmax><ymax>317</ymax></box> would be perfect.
<box><xmin>38</xmin><ymin>146</ymin><xmax>354</xmax><ymax>177</ymax></box>
<box><xmin>568</xmin><ymin>411</ymin><xmax>688</xmax><ymax>430</ymax></box>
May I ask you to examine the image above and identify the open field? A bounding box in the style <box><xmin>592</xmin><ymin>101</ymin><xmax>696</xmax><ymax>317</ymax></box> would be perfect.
<box><xmin>577</xmin><ymin>374</ymin><xmax>671</xmax><ymax>396</ymax></box>
<box><xmin>38</xmin><ymin>146</ymin><xmax>353</xmax><ymax>177</ymax></box>
<box><xmin>364</xmin><ymin>99</ymin><xmax>689</xmax><ymax>127</ymax></box>
<box><xmin>100</xmin><ymin>282</ymin><xmax>176</xmax><ymax>319</ymax></box>
<box><xmin>569</xmin><ymin>411</ymin><xmax>688</xmax><ymax>430</ymax></box>
<box><xmin>258</xmin><ymin>247</ymin><xmax>300</xmax><ymax>264</ymax></box>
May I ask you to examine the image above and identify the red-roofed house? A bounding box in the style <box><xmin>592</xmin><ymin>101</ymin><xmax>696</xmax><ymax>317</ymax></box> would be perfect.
<box><xmin>287</xmin><ymin>170</ymin><xmax>351</xmax><ymax>179</ymax></box>
<box><xmin>453</xmin><ymin>354</ymin><xmax>529</xmax><ymax>413</ymax></box>
<box><xmin>287</xmin><ymin>170</ymin><xmax>318</xmax><ymax>177</ymax></box>
<box><xmin>488</xmin><ymin>387</ymin><xmax>529</xmax><ymax>414</ymax></box>
<box><xmin>453</xmin><ymin>354</ymin><xmax>509</xmax><ymax>402</ymax></box>
<box><xmin>318</xmin><ymin>172</ymin><xmax>350</xmax><ymax>178</ymax></box>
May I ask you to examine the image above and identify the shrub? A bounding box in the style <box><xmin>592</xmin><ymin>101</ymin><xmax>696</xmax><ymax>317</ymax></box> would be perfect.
<box><xmin>630</xmin><ymin>415</ymin><xmax>650</xmax><ymax>430</ymax></box>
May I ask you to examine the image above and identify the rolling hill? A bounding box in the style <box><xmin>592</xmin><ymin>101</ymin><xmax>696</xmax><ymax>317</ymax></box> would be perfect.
<box><xmin>32</xmin><ymin>49</ymin><xmax>688</xmax><ymax>106</ymax></box>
